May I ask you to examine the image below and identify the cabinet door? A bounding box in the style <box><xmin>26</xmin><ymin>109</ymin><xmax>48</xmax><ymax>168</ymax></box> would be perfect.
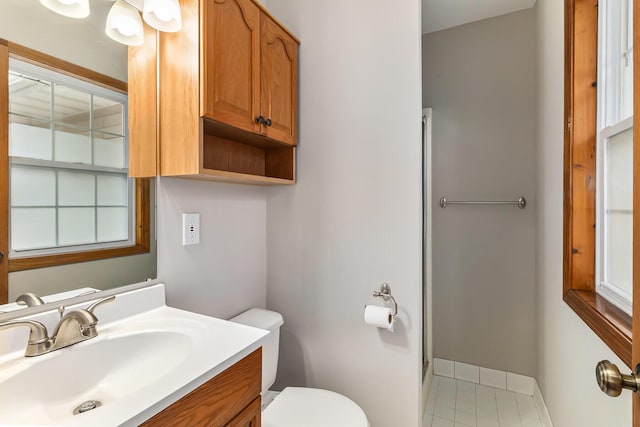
<box><xmin>260</xmin><ymin>14</ymin><xmax>298</xmax><ymax>146</ymax></box>
<box><xmin>202</xmin><ymin>0</ymin><xmax>261</xmax><ymax>135</ymax></box>
<box><xmin>225</xmin><ymin>397</ymin><xmax>261</xmax><ymax>427</ymax></box>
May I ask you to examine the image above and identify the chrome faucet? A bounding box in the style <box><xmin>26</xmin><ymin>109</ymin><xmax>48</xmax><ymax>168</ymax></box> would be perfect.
<box><xmin>0</xmin><ymin>320</ymin><xmax>51</xmax><ymax>356</ymax></box>
<box><xmin>0</xmin><ymin>295</ymin><xmax>115</xmax><ymax>357</ymax></box>
<box><xmin>15</xmin><ymin>292</ymin><xmax>45</xmax><ymax>307</ymax></box>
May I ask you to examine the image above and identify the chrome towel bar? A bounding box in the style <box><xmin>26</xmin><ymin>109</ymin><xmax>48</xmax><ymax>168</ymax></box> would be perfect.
<box><xmin>439</xmin><ymin>196</ymin><xmax>526</xmax><ymax>209</ymax></box>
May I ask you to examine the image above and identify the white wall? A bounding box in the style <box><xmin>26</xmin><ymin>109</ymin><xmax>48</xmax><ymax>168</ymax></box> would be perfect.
<box><xmin>156</xmin><ymin>178</ymin><xmax>266</xmax><ymax>319</ymax></box>
<box><xmin>0</xmin><ymin>0</ymin><xmax>127</xmax><ymax>81</ymax></box>
<box><xmin>535</xmin><ymin>0</ymin><xmax>632</xmax><ymax>425</ymax></box>
<box><xmin>264</xmin><ymin>1</ymin><xmax>423</xmax><ymax>426</ymax></box>
<box><xmin>423</xmin><ymin>9</ymin><xmax>537</xmax><ymax>377</ymax></box>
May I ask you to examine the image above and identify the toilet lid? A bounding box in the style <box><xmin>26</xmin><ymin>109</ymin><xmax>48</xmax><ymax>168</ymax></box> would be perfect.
<box><xmin>262</xmin><ymin>387</ymin><xmax>368</xmax><ymax>427</ymax></box>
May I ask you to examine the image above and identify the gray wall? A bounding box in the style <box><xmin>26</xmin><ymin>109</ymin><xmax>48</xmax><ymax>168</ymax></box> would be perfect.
<box><xmin>535</xmin><ymin>0</ymin><xmax>632</xmax><ymax>424</ymax></box>
<box><xmin>156</xmin><ymin>178</ymin><xmax>266</xmax><ymax>320</ymax></box>
<box><xmin>423</xmin><ymin>9</ymin><xmax>537</xmax><ymax>376</ymax></box>
<box><xmin>265</xmin><ymin>1</ymin><xmax>423</xmax><ymax>426</ymax></box>
<box><xmin>2</xmin><ymin>1</ymin><xmax>156</xmax><ymax>300</ymax></box>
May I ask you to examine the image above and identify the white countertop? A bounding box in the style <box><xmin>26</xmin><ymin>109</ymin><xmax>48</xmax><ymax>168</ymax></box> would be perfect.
<box><xmin>0</xmin><ymin>283</ymin><xmax>268</xmax><ymax>426</ymax></box>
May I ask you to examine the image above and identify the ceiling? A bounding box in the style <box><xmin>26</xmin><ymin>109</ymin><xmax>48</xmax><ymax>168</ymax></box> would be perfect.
<box><xmin>422</xmin><ymin>0</ymin><xmax>537</xmax><ymax>34</ymax></box>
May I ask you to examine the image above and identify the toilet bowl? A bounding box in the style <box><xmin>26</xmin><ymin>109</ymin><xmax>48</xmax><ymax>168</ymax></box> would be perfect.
<box><xmin>230</xmin><ymin>308</ymin><xmax>369</xmax><ymax>427</ymax></box>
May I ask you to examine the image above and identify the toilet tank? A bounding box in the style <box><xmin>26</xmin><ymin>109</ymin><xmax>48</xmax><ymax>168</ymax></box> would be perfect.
<box><xmin>230</xmin><ymin>308</ymin><xmax>284</xmax><ymax>393</ymax></box>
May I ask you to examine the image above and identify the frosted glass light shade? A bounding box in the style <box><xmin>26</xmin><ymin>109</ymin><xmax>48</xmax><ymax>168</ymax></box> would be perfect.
<box><xmin>143</xmin><ymin>0</ymin><xmax>182</xmax><ymax>32</ymax></box>
<box><xmin>39</xmin><ymin>0</ymin><xmax>90</xmax><ymax>19</ymax></box>
<box><xmin>106</xmin><ymin>0</ymin><xmax>144</xmax><ymax>46</ymax></box>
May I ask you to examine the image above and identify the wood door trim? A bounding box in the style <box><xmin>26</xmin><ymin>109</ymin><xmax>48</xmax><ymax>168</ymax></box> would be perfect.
<box><xmin>565</xmin><ymin>290</ymin><xmax>632</xmax><ymax>366</ymax></box>
<box><xmin>561</xmin><ymin>0</ymin><xmax>628</xmax><ymax>360</ymax></box>
<box><xmin>7</xmin><ymin>42</ymin><xmax>127</xmax><ymax>94</ymax></box>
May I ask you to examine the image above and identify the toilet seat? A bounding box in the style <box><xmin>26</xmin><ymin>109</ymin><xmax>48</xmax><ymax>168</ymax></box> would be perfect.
<box><xmin>262</xmin><ymin>387</ymin><xmax>368</xmax><ymax>427</ymax></box>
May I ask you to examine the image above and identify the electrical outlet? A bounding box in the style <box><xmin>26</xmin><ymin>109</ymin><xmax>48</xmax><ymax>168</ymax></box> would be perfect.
<box><xmin>182</xmin><ymin>213</ymin><xmax>200</xmax><ymax>245</ymax></box>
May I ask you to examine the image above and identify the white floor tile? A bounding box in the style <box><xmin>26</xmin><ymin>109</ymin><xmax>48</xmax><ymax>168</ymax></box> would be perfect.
<box><xmin>428</xmin><ymin>376</ymin><xmax>544</xmax><ymax>427</ymax></box>
<box><xmin>455</xmin><ymin>409</ymin><xmax>477</xmax><ymax>427</ymax></box>
<box><xmin>434</xmin><ymin>404</ymin><xmax>456</xmax><ymax>421</ymax></box>
<box><xmin>495</xmin><ymin>389</ymin><xmax>521</xmax><ymax>427</ymax></box>
<box><xmin>477</xmin><ymin>413</ymin><xmax>499</xmax><ymax>427</ymax></box>
<box><xmin>432</xmin><ymin>416</ymin><xmax>455</xmax><ymax>427</ymax></box>
<box><xmin>456</xmin><ymin>390</ymin><xmax>475</xmax><ymax>413</ymax></box>
<box><xmin>457</xmin><ymin>380</ymin><xmax>476</xmax><ymax>393</ymax></box>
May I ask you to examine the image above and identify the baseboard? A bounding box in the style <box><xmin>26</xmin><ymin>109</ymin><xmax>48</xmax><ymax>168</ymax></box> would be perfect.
<box><xmin>432</xmin><ymin>358</ymin><xmax>553</xmax><ymax>426</ymax></box>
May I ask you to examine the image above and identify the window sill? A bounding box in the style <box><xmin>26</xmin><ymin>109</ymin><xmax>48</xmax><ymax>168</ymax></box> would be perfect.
<box><xmin>8</xmin><ymin>243</ymin><xmax>150</xmax><ymax>272</ymax></box>
<box><xmin>564</xmin><ymin>289</ymin><xmax>632</xmax><ymax>368</ymax></box>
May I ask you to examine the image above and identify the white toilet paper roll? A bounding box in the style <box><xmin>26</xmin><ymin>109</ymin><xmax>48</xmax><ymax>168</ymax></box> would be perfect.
<box><xmin>364</xmin><ymin>305</ymin><xmax>395</xmax><ymax>332</ymax></box>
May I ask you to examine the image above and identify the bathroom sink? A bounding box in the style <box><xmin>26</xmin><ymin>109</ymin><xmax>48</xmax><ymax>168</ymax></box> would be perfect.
<box><xmin>0</xmin><ymin>302</ymin><xmax>268</xmax><ymax>426</ymax></box>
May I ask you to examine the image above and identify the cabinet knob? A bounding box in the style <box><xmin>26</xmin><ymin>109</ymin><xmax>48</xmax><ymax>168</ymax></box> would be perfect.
<box><xmin>265</xmin><ymin>118</ymin><xmax>272</xmax><ymax>127</ymax></box>
<box><xmin>255</xmin><ymin>116</ymin><xmax>265</xmax><ymax>125</ymax></box>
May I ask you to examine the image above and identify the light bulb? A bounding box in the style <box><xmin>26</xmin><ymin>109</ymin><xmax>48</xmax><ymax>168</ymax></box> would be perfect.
<box><xmin>106</xmin><ymin>0</ymin><xmax>144</xmax><ymax>46</ymax></box>
<box><xmin>143</xmin><ymin>0</ymin><xmax>182</xmax><ymax>32</ymax></box>
<box><xmin>40</xmin><ymin>0</ymin><xmax>90</xmax><ymax>19</ymax></box>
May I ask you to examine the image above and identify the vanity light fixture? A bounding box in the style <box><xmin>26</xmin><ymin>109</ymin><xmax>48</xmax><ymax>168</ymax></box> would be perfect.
<box><xmin>39</xmin><ymin>0</ymin><xmax>182</xmax><ymax>47</ymax></box>
<box><xmin>39</xmin><ymin>0</ymin><xmax>90</xmax><ymax>19</ymax></box>
<box><xmin>142</xmin><ymin>0</ymin><xmax>182</xmax><ymax>33</ymax></box>
<box><xmin>105</xmin><ymin>0</ymin><xmax>144</xmax><ymax>46</ymax></box>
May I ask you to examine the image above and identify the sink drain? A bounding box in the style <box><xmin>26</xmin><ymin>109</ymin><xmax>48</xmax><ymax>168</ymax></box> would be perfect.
<box><xmin>73</xmin><ymin>400</ymin><xmax>102</xmax><ymax>415</ymax></box>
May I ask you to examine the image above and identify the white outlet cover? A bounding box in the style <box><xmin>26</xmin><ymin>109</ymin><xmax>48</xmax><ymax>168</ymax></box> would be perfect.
<box><xmin>182</xmin><ymin>213</ymin><xmax>200</xmax><ymax>245</ymax></box>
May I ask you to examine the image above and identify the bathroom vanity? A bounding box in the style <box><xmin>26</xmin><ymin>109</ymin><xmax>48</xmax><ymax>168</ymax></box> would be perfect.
<box><xmin>142</xmin><ymin>348</ymin><xmax>262</xmax><ymax>427</ymax></box>
<box><xmin>0</xmin><ymin>282</ymin><xmax>267</xmax><ymax>426</ymax></box>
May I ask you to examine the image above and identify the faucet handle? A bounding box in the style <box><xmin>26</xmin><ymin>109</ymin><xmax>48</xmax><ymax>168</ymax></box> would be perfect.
<box><xmin>0</xmin><ymin>320</ymin><xmax>51</xmax><ymax>357</ymax></box>
<box><xmin>86</xmin><ymin>295</ymin><xmax>116</xmax><ymax>314</ymax></box>
<box><xmin>15</xmin><ymin>292</ymin><xmax>45</xmax><ymax>307</ymax></box>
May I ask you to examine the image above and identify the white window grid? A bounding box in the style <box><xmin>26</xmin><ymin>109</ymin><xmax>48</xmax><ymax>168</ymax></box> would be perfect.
<box><xmin>8</xmin><ymin>59</ymin><xmax>134</xmax><ymax>259</ymax></box>
<box><xmin>595</xmin><ymin>0</ymin><xmax>634</xmax><ymax>315</ymax></box>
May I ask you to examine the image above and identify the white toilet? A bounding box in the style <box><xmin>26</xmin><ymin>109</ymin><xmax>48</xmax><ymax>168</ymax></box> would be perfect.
<box><xmin>231</xmin><ymin>308</ymin><xmax>369</xmax><ymax>427</ymax></box>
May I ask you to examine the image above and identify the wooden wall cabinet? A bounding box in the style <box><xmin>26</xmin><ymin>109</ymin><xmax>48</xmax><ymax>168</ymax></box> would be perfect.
<box><xmin>141</xmin><ymin>348</ymin><xmax>262</xmax><ymax>427</ymax></box>
<box><xmin>129</xmin><ymin>0</ymin><xmax>299</xmax><ymax>185</ymax></box>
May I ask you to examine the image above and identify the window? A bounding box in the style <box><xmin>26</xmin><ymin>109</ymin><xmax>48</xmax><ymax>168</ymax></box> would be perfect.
<box><xmin>596</xmin><ymin>0</ymin><xmax>634</xmax><ymax>315</ymax></box>
<box><xmin>564</xmin><ymin>0</ymin><xmax>636</xmax><ymax>367</ymax></box>
<box><xmin>9</xmin><ymin>59</ymin><xmax>132</xmax><ymax>257</ymax></box>
<box><xmin>1</xmin><ymin>42</ymin><xmax>150</xmax><ymax>274</ymax></box>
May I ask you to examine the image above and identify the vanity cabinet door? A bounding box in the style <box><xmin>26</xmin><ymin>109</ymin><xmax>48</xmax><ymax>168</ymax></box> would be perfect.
<box><xmin>202</xmin><ymin>0</ymin><xmax>262</xmax><ymax>136</ymax></box>
<box><xmin>225</xmin><ymin>397</ymin><xmax>261</xmax><ymax>427</ymax></box>
<box><xmin>260</xmin><ymin>13</ymin><xmax>298</xmax><ymax>146</ymax></box>
<box><xmin>140</xmin><ymin>348</ymin><xmax>261</xmax><ymax>427</ymax></box>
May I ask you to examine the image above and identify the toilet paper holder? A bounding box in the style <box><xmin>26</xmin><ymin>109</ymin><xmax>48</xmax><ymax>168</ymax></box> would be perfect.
<box><xmin>372</xmin><ymin>283</ymin><xmax>398</xmax><ymax>316</ymax></box>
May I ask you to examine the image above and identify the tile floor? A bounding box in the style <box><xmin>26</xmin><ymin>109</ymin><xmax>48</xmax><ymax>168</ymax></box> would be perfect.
<box><xmin>423</xmin><ymin>376</ymin><xmax>543</xmax><ymax>427</ymax></box>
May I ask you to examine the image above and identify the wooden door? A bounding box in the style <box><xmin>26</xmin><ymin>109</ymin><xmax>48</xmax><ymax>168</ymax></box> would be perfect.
<box><xmin>225</xmin><ymin>398</ymin><xmax>261</xmax><ymax>427</ymax></box>
<box><xmin>202</xmin><ymin>0</ymin><xmax>262</xmax><ymax>135</ymax></box>
<box><xmin>260</xmin><ymin>13</ymin><xmax>298</xmax><ymax>146</ymax></box>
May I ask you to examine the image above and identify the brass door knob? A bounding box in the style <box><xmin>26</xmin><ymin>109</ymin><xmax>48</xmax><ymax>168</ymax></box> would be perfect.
<box><xmin>596</xmin><ymin>360</ymin><xmax>640</xmax><ymax>397</ymax></box>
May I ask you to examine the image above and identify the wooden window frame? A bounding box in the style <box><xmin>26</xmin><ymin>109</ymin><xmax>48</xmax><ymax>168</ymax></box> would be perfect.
<box><xmin>0</xmin><ymin>40</ymin><xmax>150</xmax><ymax>301</ymax></box>
<box><xmin>564</xmin><ymin>0</ymin><xmax>637</xmax><ymax>368</ymax></box>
